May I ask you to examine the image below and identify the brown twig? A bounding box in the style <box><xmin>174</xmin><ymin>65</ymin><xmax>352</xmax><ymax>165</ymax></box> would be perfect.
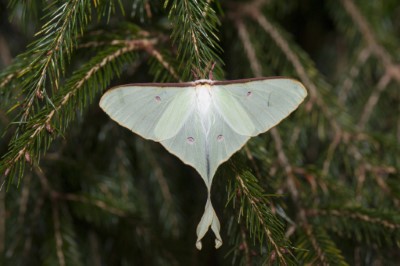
<box><xmin>307</xmin><ymin>209</ymin><xmax>400</xmax><ymax>230</ymax></box>
<box><xmin>269</xmin><ymin>131</ymin><xmax>328</xmax><ymax>264</ymax></box>
<box><xmin>348</xmin><ymin>144</ymin><xmax>399</xmax><ymax>206</ymax></box>
<box><xmin>304</xmin><ymin>225</ymin><xmax>329</xmax><ymax>266</ymax></box>
<box><xmin>0</xmin><ymin>73</ymin><xmax>16</xmax><ymax>89</ymax></box>
<box><xmin>322</xmin><ymin>131</ymin><xmax>342</xmax><ymax>176</ymax></box>
<box><xmin>358</xmin><ymin>72</ymin><xmax>391</xmax><ymax>129</ymax></box>
<box><xmin>250</xmin><ymin>10</ymin><xmax>341</xmax><ymax>133</ymax></box>
<box><xmin>341</xmin><ymin>0</ymin><xmax>400</xmax><ymax>83</ymax></box>
<box><xmin>340</xmin><ymin>0</ymin><xmax>399</xmax><ymax>132</ymax></box>
<box><xmin>232</xmin><ymin>6</ymin><xmax>335</xmax><ymax>263</ymax></box>
<box><xmin>355</xmin><ymin>163</ymin><xmax>366</xmax><ymax>202</ymax></box>
<box><xmin>34</xmin><ymin>167</ymin><xmax>66</xmax><ymax>266</ymax></box>
<box><xmin>235</xmin><ymin>19</ymin><xmax>263</xmax><ymax>77</ymax></box>
<box><xmin>233</xmin><ymin>15</ymin><xmax>300</xmax><ymax>264</ymax></box>
<box><xmin>56</xmin><ymin>193</ymin><xmax>128</xmax><ymax>217</ymax></box>
<box><xmin>339</xmin><ymin>47</ymin><xmax>371</xmax><ymax>104</ymax></box>
<box><xmin>0</xmin><ymin>34</ymin><xmax>12</xmax><ymax>66</ymax></box>
<box><xmin>145</xmin><ymin>46</ymin><xmax>180</xmax><ymax>81</ymax></box>
<box><xmin>234</xmin><ymin>14</ymin><xmax>301</xmax><ymax>200</ymax></box>
<box><xmin>52</xmin><ymin>200</ymin><xmax>66</xmax><ymax>266</ymax></box>
<box><xmin>270</xmin><ymin>129</ymin><xmax>298</xmax><ymax>198</ymax></box>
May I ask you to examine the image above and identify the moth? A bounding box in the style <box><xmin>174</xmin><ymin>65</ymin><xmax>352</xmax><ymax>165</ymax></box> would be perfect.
<box><xmin>100</xmin><ymin>77</ymin><xmax>307</xmax><ymax>249</ymax></box>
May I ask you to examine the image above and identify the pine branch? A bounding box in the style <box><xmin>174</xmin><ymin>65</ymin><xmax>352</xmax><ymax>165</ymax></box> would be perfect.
<box><xmin>0</xmin><ymin>0</ymin><xmax>125</xmax><ymax>176</ymax></box>
<box><xmin>229</xmin><ymin>9</ymin><xmax>322</xmax><ymax>264</ymax></box>
<box><xmin>0</xmin><ymin>57</ymin><xmax>35</xmax><ymax>109</ymax></box>
<box><xmin>147</xmin><ymin>46</ymin><xmax>180</xmax><ymax>81</ymax></box>
<box><xmin>228</xmin><ymin>3</ymin><xmax>326</xmax><ymax>264</ymax></box>
<box><xmin>16</xmin><ymin>0</ymin><xmax>92</xmax><ymax>120</ymax></box>
<box><xmin>338</xmin><ymin>47</ymin><xmax>371</xmax><ymax>104</ymax></box>
<box><xmin>227</xmin><ymin>170</ymin><xmax>293</xmax><ymax>265</ymax></box>
<box><xmin>7</xmin><ymin>0</ymin><xmax>45</xmax><ymax>25</ymax></box>
<box><xmin>32</xmin><ymin>166</ymin><xmax>84</xmax><ymax>266</ymax></box>
<box><xmin>308</xmin><ymin>207</ymin><xmax>400</xmax><ymax>246</ymax></box>
<box><xmin>166</xmin><ymin>0</ymin><xmax>223</xmax><ymax>79</ymax></box>
<box><xmin>230</xmin><ymin>0</ymin><xmax>303</xmax><ymax>202</ymax></box>
<box><xmin>250</xmin><ymin>9</ymin><xmax>339</xmax><ymax>132</ymax></box>
<box><xmin>0</xmin><ymin>38</ymin><xmax>158</xmax><ymax>185</ymax></box>
<box><xmin>235</xmin><ymin>19</ymin><xmax>263</xmax><ymax>78</ymax></box>
<box><xmin>338</xmin><ymin>0</ymin><xmax>400</xmax><ymax>132</ymax></box>
<box><xmin>228</xmin><ymin>0</ymin><xmax>354</xmax><ymax>180</ymax></box>
<box><xmin>48</xmin><ymin>204</ymin><xmax>85</xmax><ymax>266</ymax></box>
<box><xmin>340</xmin><ymin>0</ymin><xmax>400</xmax><ymax>83</ymax></box>
<box><xmin>132</xmin><ymin>0</ymin><xmax>155</xmax><ymax>21</ymax></box>
<box><xmin>1</xmin><ymin>0</ymin><xmax>399</xmax><ymax>264</ymax></box>
<box><xmin>0</xmin><ymin>0</ymin><xmax>94</xmax><ymax>183</ymax></box>
<box><xmin>358</xmin><ymin>73</ymin><xmax>391</xmax><ymax>129</ymax></box>
<box><xmin>296</xmin><ymin>225</ymin><xmax>348</xmax><ymax>266</ymax></box>
<box><xmin>268</xmin><ymin>129</ymin><xmax>348</xmax><ymax>265</ymax></box>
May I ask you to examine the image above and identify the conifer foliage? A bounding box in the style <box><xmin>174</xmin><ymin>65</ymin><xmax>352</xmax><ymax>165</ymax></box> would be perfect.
<box><xmin>0</xmin><ymin>0</ymin><xmax>399</xmax><ymax>265</ymax></box>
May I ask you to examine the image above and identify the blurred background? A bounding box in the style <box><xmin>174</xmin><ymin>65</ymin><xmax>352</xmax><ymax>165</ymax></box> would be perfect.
<box><xmin>0</xmin><ymin>0</ymin><xmax>399</xmax><ymax>265</ymax></box>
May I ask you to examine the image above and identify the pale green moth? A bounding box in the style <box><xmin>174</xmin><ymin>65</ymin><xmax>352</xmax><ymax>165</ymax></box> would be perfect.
<box><xmin>99</xmin><ymin>77</ymin><xmax>307</xmax><ymax>250</ymax></box>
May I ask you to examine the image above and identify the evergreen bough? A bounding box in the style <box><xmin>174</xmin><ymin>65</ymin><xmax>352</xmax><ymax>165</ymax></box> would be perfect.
<box><xmin>0</xmin><ymin>0</ymin><xmax>399</xmax><ymax>265</ymax></box>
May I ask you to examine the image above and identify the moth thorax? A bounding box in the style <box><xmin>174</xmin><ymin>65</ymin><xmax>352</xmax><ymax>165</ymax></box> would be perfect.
<box><xmin>196</xmin><ymin>85</ymin><xmax>212</xmax><ymax>115</ymax></box>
